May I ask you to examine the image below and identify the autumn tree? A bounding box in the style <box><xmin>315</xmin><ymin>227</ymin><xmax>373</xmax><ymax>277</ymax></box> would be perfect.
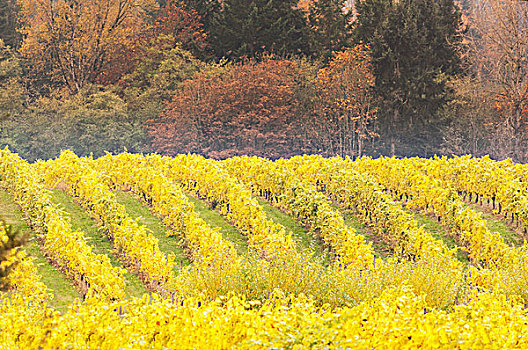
<box><xmin>310</xmin><ymin>45</ymin><xmax>377</xmax><ymax>157</ymax></box>
<box><xmin>98</xmin><ymin>0</ymin><xmax>206</xmax><ymax>84</ymax></box>
<box><xmin>152</xmin><ymin>0</ymin><xmax>207</xmax><ymax>54</ymax></box>
<box><xmin>150</xmin><ymin>56</ymin><xmax>310</xmax><ymax>158</ymax></box>
<box><xmin>440</xmin><ymin>75</ymin><xmax>497</xmax><ymax>157</ymax></box>
<box><xmin>467</xmin><ymin>0</ymin><xmax>528</xmax><ymax>161</ymax></box>
<box><xmin>18</xmin><ymin>0</ymin><xmax>158</xmax><ymax>94</ymax></box>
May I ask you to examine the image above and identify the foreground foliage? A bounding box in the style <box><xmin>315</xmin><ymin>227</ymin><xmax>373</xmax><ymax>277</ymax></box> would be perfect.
<box><xmin>1</xmin><ymin>149</ymin><xmax>528</xmax><ymax>348</ymax></box>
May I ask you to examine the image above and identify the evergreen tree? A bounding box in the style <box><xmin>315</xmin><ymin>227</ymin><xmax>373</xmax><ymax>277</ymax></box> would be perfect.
<box><xmin>184</xmin><ymin>0</ymin><xmax>221</xmax><ymax>31</ymax></box>
<box><xmin>210</xmin><ymin>0</ymin><xmax>311</xmax><ymax>59</ymax></box>
<box><xmin>355</xmin><ymin>0</ymin><xmax>463</xmax><ymax>156</ymax></box>
<box><xmin>0</xmin><ymin>0</ymin><xmax>20</xmax><ymax>49</ymax></box>
<box><xmin>309</xmin><ymin>0</ymin><xmax>353</xmax><ymax>61</ymax></box>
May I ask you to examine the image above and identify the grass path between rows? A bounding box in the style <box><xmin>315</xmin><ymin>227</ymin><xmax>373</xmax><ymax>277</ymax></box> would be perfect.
<box><xmin>408</xmin><ymin>209</ymin><xmax>469</xmax><ymax>263</ymax></box>
<box><xmin>256</xmin><ymin>198</ymin><xmax>331</xmax><ymax>264</ymax></box>
<box><xmin>340</xmin><ymin>210</ymin><xmax>391</xmax><ymax>259</ymax></box>
<box><xmin>49</xmin><ymin>190</ymin><xmax>148</xmax><ymax>299</ymax></box>
<box><xmin>185</xmin><ymin>194</ymin><xmax>249</xmax><ymax>256</ymax></box>
<box><xmin>466</xmin><ymin>202</ymin><xmax>523</xmax><ymax>247</ymax></box>
<box><xmin>114</xmin><ymin>191</ymin><xmax>190</xmax><ymax>269</ymax></box>
<box><xmin>0</xmin><ymin>189</ymin><xmax>79</xmax><ymax>311</ymax></box>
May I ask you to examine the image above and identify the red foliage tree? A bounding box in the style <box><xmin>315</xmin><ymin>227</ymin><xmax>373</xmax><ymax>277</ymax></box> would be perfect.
<box><xmin>149</xmin><ymin>55</ymin><xmax>308</xmax><ymax>158</ymax></box>
<box><xmin>98</xmin><ymin>0</ymin><xmax>207</xmax><ymax>85</ymax></box>
<box><xmin>153</xmin><ymin>0</ymin><xmax>207</xmax><ymax>53</ymax></box>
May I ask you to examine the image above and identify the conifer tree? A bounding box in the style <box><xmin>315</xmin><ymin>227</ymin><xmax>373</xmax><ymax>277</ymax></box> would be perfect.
<box><xmin>355</xmin><ymin>0</ymin><xmax>462</xmax><ymax>156</ymax></box>
<box><xmin>210</xmin><ymin>0</ymin><xmax>311</xmax><ymax>59</ymax></box>
<box><xmin>309</xmin><ymin>0</ymin><xmax>353</xmax><ymax>61</ymax></box>
<box><xmin>0</xmin><ymin>0</ymin><xmax>20</xmax><ymax>49</ymax></box>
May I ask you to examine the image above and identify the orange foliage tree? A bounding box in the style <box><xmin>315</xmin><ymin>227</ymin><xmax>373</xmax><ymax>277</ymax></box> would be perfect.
<box><xmin>18</xmin><ymin>0</ymin><xmax>158</xmax><ymax>93</ymax></box>
<box><xmin>469</xmin><ymin>0</ymin><xmax>528</xmax><ymax>161</ymax></box>
<box><xmin>98</xmin><ymin>0</ymin><xmax>207</xmax><ymax>85</ymax></box>
<box><xmin>153</xmin><ymin>0</ymin><xmax>207</xmax><ymax>53</ymax></box>
<box><xmin>149</xmin><ymin>55</ymin><xmax>310</xmax><ymax>159</ymax></box>
<box><xmin>311</xmin><ymin>45</ymin><xmax>377</xmax><ymax>157</ymax></box>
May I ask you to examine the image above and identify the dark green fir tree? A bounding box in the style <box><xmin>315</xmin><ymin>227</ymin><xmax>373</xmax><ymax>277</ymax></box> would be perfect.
<box><xmin>210</xmin><ymin>0</ymin><xmax>311</xmax><ymax>59</ymax></box>
<box><xmin>0</xmin><ymin>0</ymin><xmax>20</xmax><ymax>49</ymax></box>
<box><xmin>309</xmin><ymin>0</ymin><xmax>353</xmax><ymax>61</ymax></box>
<box><xmin>355</xmin><ymin>0</ymin><xmax>463</xmax><ymax>156</ymax></box>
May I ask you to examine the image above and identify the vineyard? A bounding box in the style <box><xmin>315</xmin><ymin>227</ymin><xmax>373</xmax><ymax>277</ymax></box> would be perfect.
<box><xmin>2</xmin><ymin>148</ymin><xmax>528</xmax><ymax>348</ymax></box>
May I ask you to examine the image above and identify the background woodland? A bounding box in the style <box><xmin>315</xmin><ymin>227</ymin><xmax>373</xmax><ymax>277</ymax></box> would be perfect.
<box><xmin>1</xmin><ymin>0</ymin><xmax>527</xmax><ymax>162</ymax></box>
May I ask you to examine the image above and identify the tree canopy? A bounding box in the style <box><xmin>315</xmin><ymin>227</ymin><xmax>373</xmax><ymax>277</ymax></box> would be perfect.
<box><xmin>355</xmin><ymin>0</ymin><xmax>463</xmax><ymax>156</ymax></box>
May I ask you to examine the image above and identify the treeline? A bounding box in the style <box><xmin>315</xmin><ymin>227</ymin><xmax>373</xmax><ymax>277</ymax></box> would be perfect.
<box><xmin>0</xmin><ymin>0</ymin><xmax>527</xmax><ymax>161</ymax></box>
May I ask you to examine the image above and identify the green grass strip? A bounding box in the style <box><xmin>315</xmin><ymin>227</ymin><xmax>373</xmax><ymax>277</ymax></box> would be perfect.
<box><xmin>256</xmin><ymin>198</ymin><xmax>331</xmax><ymax>263</ymax></box>
<box><xmin>340</xmin><ymin>210</ymin><xmax>391</xmax><ymax>259</ymax></box>
<box><xmin>409</xmin><ymin>209</ymin><xmax>469</xmax><ymax>263</ymax></box>
<box><xmin>467</xmin><ymin>203</ymin><xmax>522</xmax><ymax>247</ymax></box>
<box><xmin>0</xmin><ymin>189</ymin><xmax>79</xmax><ymax>311</ymax></box>
<box><xmin>114</xmin><ymin>191</ymin><xmax>190</xmax><ymax>269</ymax></box>
<box><xmin>186</xmin><ymin>195</ymin><xmax>249</xmax><ymax>256</ymax></box>
<box><xmin>49</xmin><ymin>190</ymin><xmax>148</xmax><ymax>299</ymax></box>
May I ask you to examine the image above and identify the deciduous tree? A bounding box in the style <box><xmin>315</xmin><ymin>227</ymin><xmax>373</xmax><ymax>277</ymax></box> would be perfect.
<box><xmin>311</xmin><ymin>45</ymin><xmax>377</xmax><ymax>157</ymax></box>
<box><xmin>153</xmin><ymin>0</ymin><xmax>207</xmax><ymax>54</ymax></box>
<box><xmin>18</xmin><ymin>0</ymin><xmax>158</xmax><ymax>94</ymax></box>
<box><xmin>468</xmin><ymin>0</ymin><xmax>528</xmax><ymax>161</ymax></box>
<box><xmin>98</xmin><ymin>0</ymin><xmax>206</xmax><ymax>84</ymax></box>
<box><xmin>150</xmin><ymin>56</ymin><xmax>309</xmax><ymax>158</ymax></box>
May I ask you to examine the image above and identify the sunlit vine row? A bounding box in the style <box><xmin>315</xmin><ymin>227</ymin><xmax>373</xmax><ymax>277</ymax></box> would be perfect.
<box><xmin>2</xmin><ymin>282</ymin><xmax>528</xmax><ymax>349</ymax></box>
<box><xmin>221</xmin><ymin>156</ymin><xmax>375</xmax><ymax>270</ymax></box>
<box><xmin>37</xmin><ymin>151</ymin><xmax>176</xmax><ymax>297</ymax></box>
<box><xmin>0</xmin><ymin>220</ymin><xmax>50</xmax><ymax>303</ymax></box>
<box><xmin>0</xmin><ymin>148</ymin><xmax>126</xmax><ymax>301</ymax></box>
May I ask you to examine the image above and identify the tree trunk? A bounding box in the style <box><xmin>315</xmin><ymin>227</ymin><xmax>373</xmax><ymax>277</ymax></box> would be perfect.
<box><xmin>390</xmin><ymin>109</ymin><xmax>398</xmax><ymax>157</ymax></box>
